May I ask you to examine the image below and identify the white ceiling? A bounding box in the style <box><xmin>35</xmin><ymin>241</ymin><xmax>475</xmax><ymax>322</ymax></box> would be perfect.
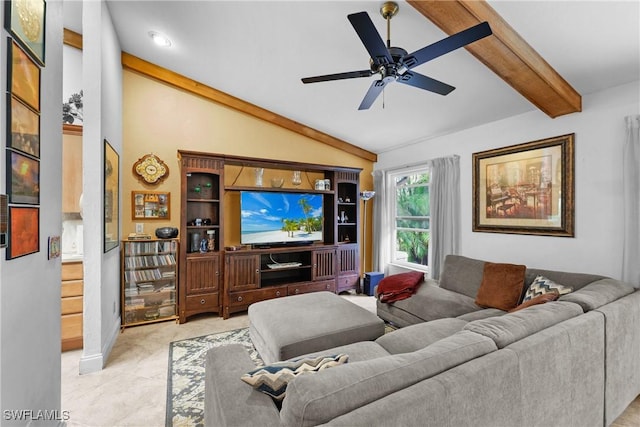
<box><xmin>65</xmin><ymin>1</ymin><xmax>640</xmax><ymax>155</ymax></box>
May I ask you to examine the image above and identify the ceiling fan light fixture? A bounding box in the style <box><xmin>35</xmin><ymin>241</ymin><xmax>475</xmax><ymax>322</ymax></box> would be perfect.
<box><xmin>148</xmin><ymin>31</ymin><xmax>172</xmax><ymax>47</ymax></box>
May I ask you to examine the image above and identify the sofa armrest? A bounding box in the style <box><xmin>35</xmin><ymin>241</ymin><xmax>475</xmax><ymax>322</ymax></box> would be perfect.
<box><xmin>205</xmin><ymin>344</ymin><xmax>280</xmax><ymax>427</ymax></box>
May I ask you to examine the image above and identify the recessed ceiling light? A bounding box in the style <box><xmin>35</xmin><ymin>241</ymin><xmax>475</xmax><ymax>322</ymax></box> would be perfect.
<box><xmin>148</xmin><ymin>31</ymin><xmax>171</xmax><ymax>47</ymax></box>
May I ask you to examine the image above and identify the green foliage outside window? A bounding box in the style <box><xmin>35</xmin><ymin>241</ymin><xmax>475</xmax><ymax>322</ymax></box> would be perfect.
<box><xmin>395</xmin><ymin>172</ymin><xmax>430</xmax><ymax>266</ymax></box>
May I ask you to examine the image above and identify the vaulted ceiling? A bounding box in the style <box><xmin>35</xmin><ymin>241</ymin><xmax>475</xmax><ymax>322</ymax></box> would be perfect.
<box><xmin>64</xmin><ymin>1</ymin><xmax>640</xmax><ymax>157</ymax></box>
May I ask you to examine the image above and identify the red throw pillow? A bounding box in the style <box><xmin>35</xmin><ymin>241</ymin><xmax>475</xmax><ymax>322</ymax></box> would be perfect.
<box><xmin>508</xmin><ymin>291</ymin><xmax>559</xmax><ymax>313</ymax></box>
<box><xmin>475</xmin><ymin>262</ymin><xmax>526</xmax><ymax>311</ymax></box>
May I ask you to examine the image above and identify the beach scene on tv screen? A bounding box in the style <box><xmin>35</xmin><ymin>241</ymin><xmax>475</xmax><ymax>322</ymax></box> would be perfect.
<box><xmin>241</xmin><ymin>192</ymin><xmax>323</xmax><ymax>244</ymax></box>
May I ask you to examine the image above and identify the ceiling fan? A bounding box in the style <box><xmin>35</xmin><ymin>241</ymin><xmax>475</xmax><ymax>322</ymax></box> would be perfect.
<box><xmin>301</xmin><ymin>2</ymin><xmax>492</xmax><ymax>110</ymax></box>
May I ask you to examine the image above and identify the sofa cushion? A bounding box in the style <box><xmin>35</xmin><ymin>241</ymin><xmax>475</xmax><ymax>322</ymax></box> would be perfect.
<box><xmin>297</xmin><ymin>340</ymin><xmax>390</xmax><ymax>363</ymax></box>
<box><xmin>377</xmin><ymin>271</ymin><xmax>424</xmax><ymax>303</ymax></box>
<box><xmin>205</xmin><ymin>344</ymin><xmax>280</xmax><ymax>427</ymax></box>
<box><xmin>523</xmin><ymin>275</ymin><xmax>572</xmax><ymax>302</ymax></box>
<box><xmin>438</xmin><ymin>255</ymin><xmax>486</xmax><ymax>298</ymax></box>
<box><xmin>377</xmin><ymin>281</ymin><xmax>481</xmax><ymax>326</ymax></box>
<box><xmin>375</xmin><ymin>318</ymin><xmax>468</xmax><ymax>354</ymax></box>
<box><xmin>475</xmin><ymin>262</ymin><xmax>526</xmax><ymax>311</ymax></box>
<box><xmin>241</xmin><ymin>354</ymin><xmax>348</xmax><ymax>401</ymax></box>
<box><xmin>280</xmin><ymin>330</ymin><xmax>497</xmax><ymax>427</ymax></box>
<box><xmin>463</xmin><ymin>301</ymin><xmax>583</xmax><ymax>348</ymax></box>
<box><xmin>509</xmin><ymin>291</ymin><xmax>559</xmax><ymax>313</ymax></box>
<box><xmin>457</xmin><ymin>308</ymin><xmax>505</xmax><ymax>321</ymax></box>
<box><xmin>559</xmin><ymin>278</ymin><xmax>635</xmax><ymax>312</ymax></box>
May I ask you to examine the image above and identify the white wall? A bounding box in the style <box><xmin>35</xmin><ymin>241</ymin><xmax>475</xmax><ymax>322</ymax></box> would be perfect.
<box><xmin>376</xmin><ymin>81</ymin><xmax>640</xmax><ymax>280</ymax></box>
<box><xmin>79</xmin><ymin>0</ymin><xmax>122</xmax><ymax>374</ymax></box>
<box><xmin>0</xmin><ymin>1</ymin><xmax>64</xmax><ymax>422</ymax></box>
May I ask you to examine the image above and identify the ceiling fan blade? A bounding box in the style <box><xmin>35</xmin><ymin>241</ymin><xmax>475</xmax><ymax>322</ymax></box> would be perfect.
<box><xmin>401</xmin><ymin>22</ymin><xmax>492</xmax><ymax>70</ymax></box>
<box><xmin>348</xmin><ymin>11</ymin><xmax>393</xmax><ymax>66</ymax></box>
<box><xmin>397</xmin><ymin>71</ymin><xmax>455</xmax><ymax>96</ymax></box>
<box><xmin>358</xmin><ymin>79</ymin><xmax>388</xmax><ymax>110</ymax></box>
<box><xmin>301</xmin><ymin>69</ymin><xmax>373</xmax><ymax>84</ymax></box>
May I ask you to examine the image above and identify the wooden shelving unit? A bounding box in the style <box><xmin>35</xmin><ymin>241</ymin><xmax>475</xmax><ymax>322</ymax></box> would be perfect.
<box><xmin>120</xmin><ymin>239</ymin><xmax>179</xmax><ymax>329</ymax></box>
<box><xmin>177</xmin><ymin>150</ymin><xmax>362</xmax><ymax>321</ymax></box>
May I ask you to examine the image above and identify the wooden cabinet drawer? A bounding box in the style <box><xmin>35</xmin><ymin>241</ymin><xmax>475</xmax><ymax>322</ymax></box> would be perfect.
<box><xmin>62</xmin><ymin>296</ymin><xmax>83</xmax><ymax>315</ymax></box>
<box><xmin>288</xmin><ymin>280</ymin><xmax>335</xmax><ymax>296</ymax></box>
<box><xmin>185</xmin><ymin>293</ymin><xmax>219</xmax><ymax>312</ymax></box>
<box><xmin>228</xmin><ymin>286</ymin><xmax>287</xmax><ymax>307</ymax></box>
<box><xmin>62</xmin><ymin>262</ymin><xmax>83</xmax><ymax>281</ymax></box>
<box><xmin>61</xmin><ymin>313</ymin><xmax>82</xmax><ymax>340</ymax></box>
<box><xmin>337</xmin><ymin>274</ymin><xmax>359</xmax><ymax>292</ymax></box>
<box><xmin>62</xmin><ymin>280</ymin><xmax>83</xmax><ymax>297</ymax></box>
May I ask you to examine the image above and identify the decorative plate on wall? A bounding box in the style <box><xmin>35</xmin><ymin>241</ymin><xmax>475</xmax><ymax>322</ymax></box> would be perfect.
<box><xmin>133</xmin><ymin>153</ymin><xmax>169</xmax><ymax>185</ymax></box>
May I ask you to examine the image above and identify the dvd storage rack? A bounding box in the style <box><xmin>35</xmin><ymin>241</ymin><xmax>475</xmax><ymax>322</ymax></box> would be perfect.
<box><xmin>120</xmin><ymin>238</ymin><xmax>179</xmax><ymax>329</ymax></box>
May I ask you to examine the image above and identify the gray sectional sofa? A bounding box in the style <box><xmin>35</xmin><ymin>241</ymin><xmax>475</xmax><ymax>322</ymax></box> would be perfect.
<box><xmin>204</xmin><ymin>255</ymin><xmax>640</xmax><ymax>426</ymax></box>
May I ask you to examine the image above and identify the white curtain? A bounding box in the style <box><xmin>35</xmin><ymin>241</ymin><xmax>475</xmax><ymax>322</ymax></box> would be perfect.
<box><xmin>371</xmin><ymin>170</ymin><xmax>390</xmax><ymax>273</ymax></box>
<box><xmin>428</xmin><ymin>155</ymin><xmax>461</xmax><ymax>280</ymax></box>
<box><xmin>623</xmin><ymin>115</ymin><xmax>640</xmax><ymax>287</ymax></box>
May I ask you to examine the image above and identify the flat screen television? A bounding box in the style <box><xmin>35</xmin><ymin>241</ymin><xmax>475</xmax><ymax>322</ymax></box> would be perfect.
<box><xmin>240</xmin><ymin>191</ymin><xmax>323</xmax><ymax>246</ymax></box>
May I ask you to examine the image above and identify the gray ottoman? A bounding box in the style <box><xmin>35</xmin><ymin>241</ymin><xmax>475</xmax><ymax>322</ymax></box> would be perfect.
<box><xmin>249</xmin><ymin>291</ymin><xmax>385</xmax><ymax>364</ymax></box>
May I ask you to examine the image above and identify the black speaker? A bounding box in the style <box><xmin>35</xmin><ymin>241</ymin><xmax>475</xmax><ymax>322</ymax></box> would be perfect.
<box><xmin>155</xmin><ymin>227</ymin><xmax>178</xmax><ymax>239</ymax></box>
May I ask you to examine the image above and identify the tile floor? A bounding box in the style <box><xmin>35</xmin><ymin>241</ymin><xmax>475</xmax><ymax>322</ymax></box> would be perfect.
<box><xmin>61</xmin><ymin>294</ymin><xmax>639</xmax><ymax>426</ymax></box>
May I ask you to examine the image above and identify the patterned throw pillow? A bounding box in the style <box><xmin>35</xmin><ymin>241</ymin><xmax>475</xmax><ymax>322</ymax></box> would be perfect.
<box><xmin>241</xmin><ymin>354</ymin><xmax>349</xmax><ymax>401</ymax></box>
<box><xmin>523</xmin><ymin>275</ymin><xmax>573</xmax><ymax>302</ymax></box>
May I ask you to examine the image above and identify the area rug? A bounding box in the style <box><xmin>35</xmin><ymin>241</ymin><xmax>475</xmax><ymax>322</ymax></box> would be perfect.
<box><xmin>166</xmin><ymin>328</ymin><xmax>263</xmax><ymax>427</ymax></box>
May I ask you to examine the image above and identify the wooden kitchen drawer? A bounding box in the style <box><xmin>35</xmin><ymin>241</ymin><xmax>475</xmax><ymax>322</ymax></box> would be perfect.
<box><xmin>61</xmin><ymin>280</ymin><xmax>83</xmax><ymax>298</ymax></box>
<box><xmin>61</xmin><ymin>313</ymin><xmax>83</xmax><ymax>351</ymax></box>
<box><xmin>62</xmin><ymin>262</ymin><xmax>83</xmax><ymax>281</ymax></box>
<box><xmin>62</xmin><ymin>296</ymin><xmax>83</xmax><ymax>315</ymax></box>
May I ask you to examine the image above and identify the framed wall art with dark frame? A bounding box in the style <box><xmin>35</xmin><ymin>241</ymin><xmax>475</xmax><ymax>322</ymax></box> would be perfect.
<box><xmin>472</xmin><ymin>133</ymin><xmax>575</xmax><ymax>237</ymax></box>
<box><xmin>7</xmin><ymin>94</ymin><xmax>40</xmax><ymax>158</ymax></box>
<box><xmin>104</xmin><ymin>139</ymin><xmax>120</xmax><ymax>252</ymax></box>
<box><xmin>7</xmin><ymin>149</ymin><xmax>39</xmax><ymax>205</ymax></box>
<box><xmin>4</xmin><ymin>0</ymin><xmax>46</xmax><ymax>66</ymax></box>
<box><xmin>8</xmin><ymin>205</ymin><xmax>39</xmax><ymax>259</ymax></box>
<box><xmin>7</xmin><ymin>39</ymin><xmax>40</xmax><ymax>112</ymax></box>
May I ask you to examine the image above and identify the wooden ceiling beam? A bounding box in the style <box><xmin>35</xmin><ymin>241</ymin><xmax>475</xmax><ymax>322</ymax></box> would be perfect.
<box><xmin>407</xmin><ymin>0</ymin><xmax>581</xmax><ymax>118</ymax></box>
<box><xmin>121</xmin><ymin>53</ymin><xmax>377</xmax><ymax>162</ymax></box>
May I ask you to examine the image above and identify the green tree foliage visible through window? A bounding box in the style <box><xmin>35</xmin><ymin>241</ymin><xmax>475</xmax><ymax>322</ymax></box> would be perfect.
<box><xmin>394</xmin><ymin>171</ymin><xmax>430</xmax><ymax>266</ymax></box>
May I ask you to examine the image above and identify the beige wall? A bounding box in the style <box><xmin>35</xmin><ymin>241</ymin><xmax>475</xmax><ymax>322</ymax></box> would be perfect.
<box><xmin>122</xmin><ymin>70</ymin><xmax>374</xmax><ymax>254</ymax></box>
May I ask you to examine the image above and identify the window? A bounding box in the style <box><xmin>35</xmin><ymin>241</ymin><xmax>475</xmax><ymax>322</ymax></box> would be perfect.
<box><xmin>389</xmin><ymin>167</ymin><xmax>430</xmax><ymax>269</ymax></box>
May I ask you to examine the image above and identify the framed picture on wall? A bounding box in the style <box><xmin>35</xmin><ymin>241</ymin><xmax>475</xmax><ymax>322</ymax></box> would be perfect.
<box><xmin>131</xmin><ymin>191</ymin><xmax>170</xmax><ymax>220</ymax></box>
<box><xmin>8</xmin><ymin>95</ymin><xmax>40</xmax><ymax>158</ymax></box>
<box><xmin>7</xmin><ymin>149</ymin><xmax>39</xmax><ymax>205</ymax></box>
<box><xmin>472</xmin><ymin>133</ymin><xmax>575</xmax><ymax>237</ymax></box>
<box><xmin>8</xmin><ymin>206</ymin><xmax>39</xmax><ymax>259</ymax></box>
<box><xmin>7</xmin><ymin>39</ymin><xmax>40</xmax><ymax>112</ymax></box>
<box><xmin>104</xmin><ymin>139</ymin><xmax>120</xmax><ymax>252</ymax></box>
<box><xmin>4</xmin><ymin>0</ymin><xmax>46</xmax><ymax>66</ymax></box>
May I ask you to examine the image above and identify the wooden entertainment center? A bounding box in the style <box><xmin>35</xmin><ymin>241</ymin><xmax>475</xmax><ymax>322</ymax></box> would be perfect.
<box><xmin>177</xmin><ymin>150</ymin><xmax>362</xmax><ymax>321</ymax></box>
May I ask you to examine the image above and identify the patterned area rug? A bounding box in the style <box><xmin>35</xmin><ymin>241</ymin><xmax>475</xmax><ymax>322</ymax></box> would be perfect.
<box><xmin>166</xmin><ymin>328</ymin><xmax>263</xmax><ymax>427</ymax></box>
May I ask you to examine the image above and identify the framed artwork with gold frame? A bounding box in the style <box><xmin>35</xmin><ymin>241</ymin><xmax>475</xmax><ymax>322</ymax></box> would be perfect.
<box><xmin>8</xmin><ymin>39</ymin><xmax>40</xmax><ymax>112</ymax></box>
<box><xmin>131</xmin><ymin>191</ymin><xmax>170</xmax><ymax>220</ymax></box>
<box><xmin>4</xmin><ymin>0</ymin><xmax>46</xmax><ymax>66</ymax></box>
<box><xmin>472</xmin><ymin>134</ymin><xmax>574</xmax><ymax>237</ymax></box>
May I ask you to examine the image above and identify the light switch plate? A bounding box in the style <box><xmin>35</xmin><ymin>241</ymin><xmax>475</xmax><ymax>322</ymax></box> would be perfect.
<box><xmin>135</xmin><ymin>223</ymin><xmax>144</xmax><ymax>234</ymax></box>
